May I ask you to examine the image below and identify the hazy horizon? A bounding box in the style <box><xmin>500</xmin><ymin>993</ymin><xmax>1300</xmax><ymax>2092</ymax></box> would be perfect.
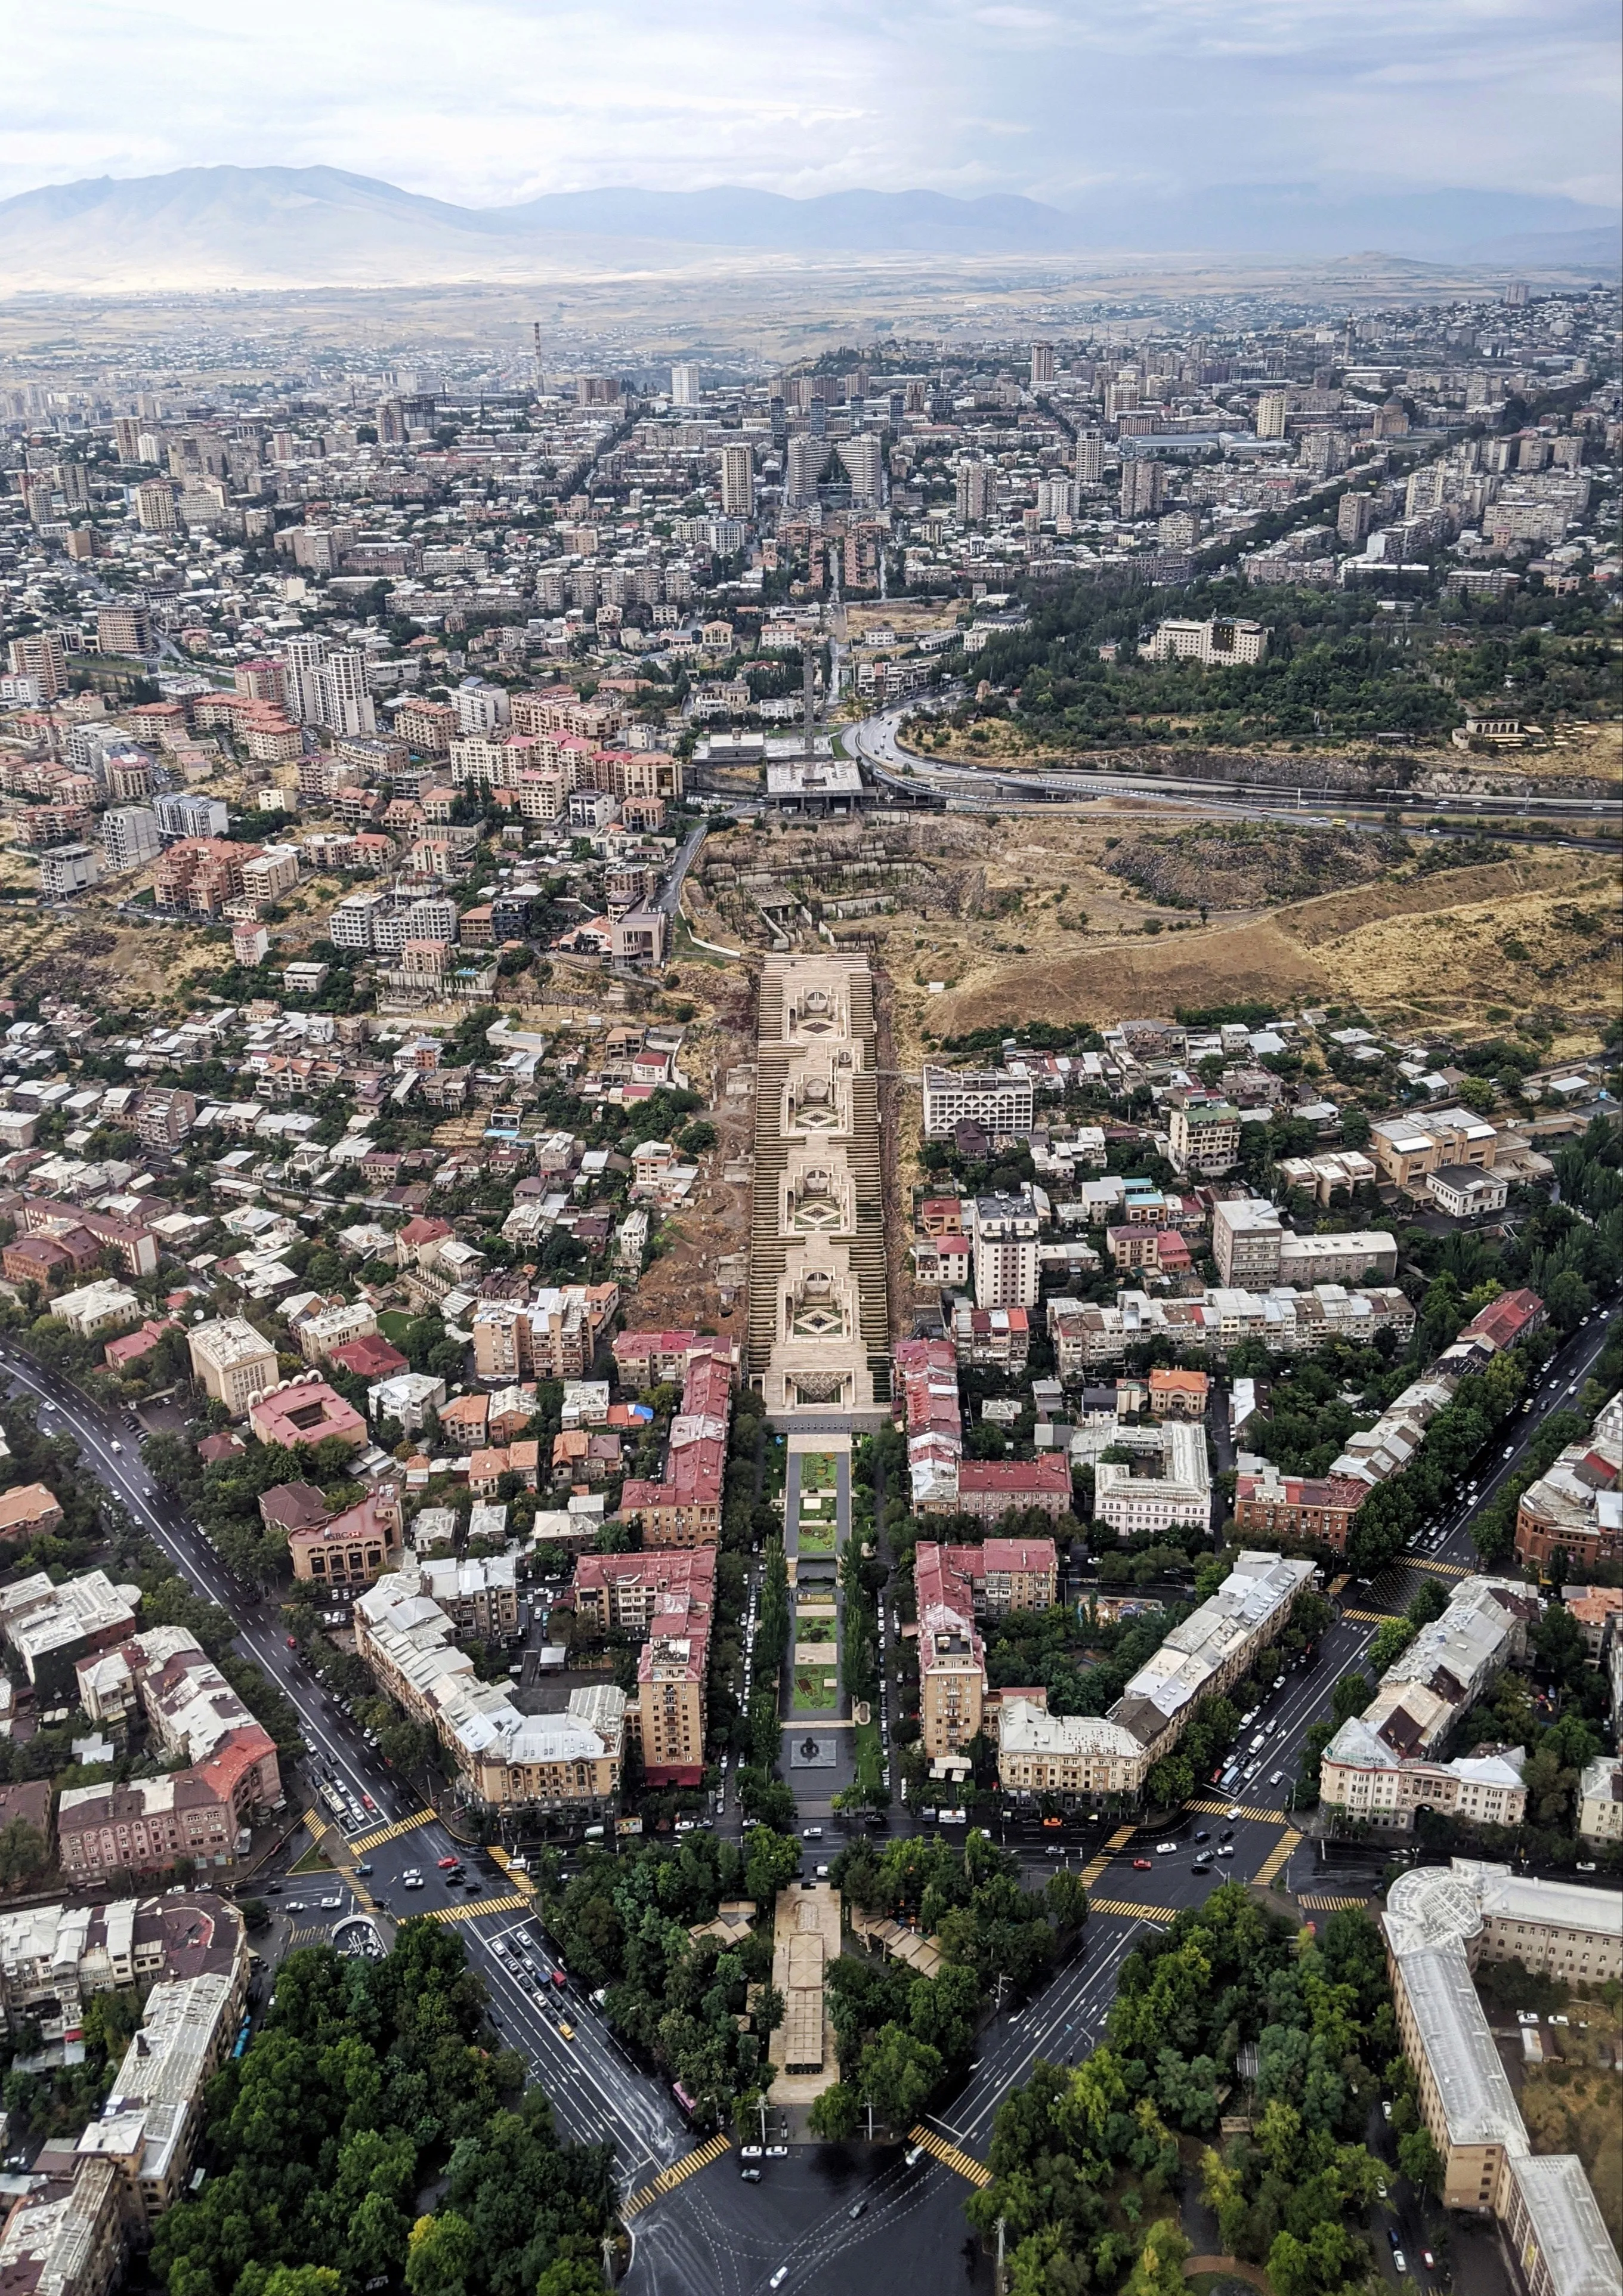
<box><xmin>9</xmin><ymin>0</ymin><xmax>1620</xmax><ymax>216</ymax></box>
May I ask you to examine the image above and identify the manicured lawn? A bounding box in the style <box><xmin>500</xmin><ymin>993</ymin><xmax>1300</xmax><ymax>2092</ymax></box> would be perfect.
<box><xmin>793</xmin><ymin>1668</ymin><xmax>839</xmax><ymax>1712</ymax></box>
<box><xmin>796</xmin><ymin>1516</ymin><xmax>837</xmax><ymax>1552</ymax></box>
<box><xmin>852</xmin><ymin>1717</ymin><xmax>888</xmax><ymax>1801</ymax></box>
<box><xmin>800</xmin><ymin>1452</ymin><xmax>838</xmax><ymax>1491</ymax></box>
<box><xmin>378</xmin><ymin>1310</ymin><xmax>414</xmax><ymax>1344</ymax></box>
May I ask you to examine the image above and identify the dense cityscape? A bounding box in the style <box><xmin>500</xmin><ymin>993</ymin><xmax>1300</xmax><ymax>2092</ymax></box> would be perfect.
<box><xmin>0</xmin><ymin>52</ymin><xmax>1619</xmax><ymax>2296</ymax></box>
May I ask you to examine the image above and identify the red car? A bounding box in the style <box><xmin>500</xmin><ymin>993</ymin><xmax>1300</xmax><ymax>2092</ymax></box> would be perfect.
<box><xmin>1133</xmin><ymin>1856</ymin><xmax>1154</xmax><ymax>1871</ymax></box>
<box><xmin>285</xmin><ymin>1635</ymin><xmax>298</xmax><ymax>1649</ymax></box>
<box><xmin>437</xmin><ymin>1856</ymin><xmax>460</xmax><ymax>1871</ymax></box>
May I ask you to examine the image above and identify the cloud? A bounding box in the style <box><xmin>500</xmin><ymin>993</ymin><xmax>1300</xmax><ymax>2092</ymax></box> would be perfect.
<box><xmin>3</xmin><ymin>0</ymin><xmax>1618</xmax><ymax>211</ymax></box>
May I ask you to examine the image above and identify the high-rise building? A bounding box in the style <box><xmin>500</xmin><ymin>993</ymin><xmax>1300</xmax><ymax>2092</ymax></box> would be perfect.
<box><xmin>1120</xmin><ymin>459</ymin><xmax>1166</xmax><ymax>520</ymax></box>
<box><xmin>670</xmin><ymin>363</ymin><xmax>701</xmax><ymax>406</ymax></box>
<box><xmin>840</xmin><ymin>434</ymin><xmax>883</xmax><ymax>510</ymax></box>
<box><xmin>1256</xmin><ymin>389</ymin><xmax>1289</xmax><ymax>440</ymax></box>
<box><xmin>972</xmin><ymin>1194</ymin><xmax>1041</xmax><ymax>1309</ymax></box>
<box><xmin>1075</xmin><ymin>430</ymin><xmax>1104</xmax><ymax>485</ymax></box>
<box><xmin>1337</xmin><ymin>492</ymin><xmax>1374</xmax><ymax>547</ymax></box>
<box><xmin>113</xmin><ymin>415</ymin><xmax>143</xmax><ymax>463</ymax></box>
<box><xmin>719</xmin><ymin>440</ymin><xmax>754</xmax><ymax>517</ymax></box>
<box><xmin>97</xmin><ymin>601</ymin><xmax>151</xmax><ymax>657</ymax></box>
<box><xmin>956</xmin><ymin>459</ymin><xmax>991</xmax><ymax>524</ymax></box>
<box><xmin>1030</xmin><ymin>343</ymin><xmax>1055</xmax><ymax>387</ymax></box>
<box><xmin>101</xmin><ymin>806</ymin><xmax>162</xmax><ymax>874</ymax></box>
<box><xmin>6</xmin><ymin>630</ymin><xmax>67</xmax><ymax>701</ymax></box>
<box><xmin>133</xmin><ymin>481</ymin><xmax>176</xmax><ymax>532</ymax></box>
<box><xmin>279</xmin><ymin>634</ymin><xmax>329</xmax><ymax>723</ymax></box>
<box><xmin>785</xmin><ymin>434</ymin><xmax>826</xmax><ymax>509</ymax></box>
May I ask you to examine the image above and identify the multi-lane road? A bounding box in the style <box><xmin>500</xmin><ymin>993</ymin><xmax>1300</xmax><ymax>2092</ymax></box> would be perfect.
<box><xmin>847</xmin><ymin>706</ymin><xmax>1621</xmax><ymax>841</ymax></box>
<box><xmin>2</xmin><ymin>1299</ymin><xmax>1613</xmax><ymax>2293</ymax></box>
<box><xmin>0</xmin><ymin>1342</ymin><xmax>690</xmax><ymax>2186</ymax></box>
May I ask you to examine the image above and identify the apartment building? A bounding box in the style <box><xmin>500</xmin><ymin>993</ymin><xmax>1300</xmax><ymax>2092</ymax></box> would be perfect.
<box><xmin>1167</xmin><ymin>1100</ymin><xmax>1241</xmax><ymax>1176</ymax></box>
<box><xmin>297</xmin><ymin>1299</ymin><xmax>379</xmax><ymax>1364</ymax></box>
<box><xmin>100</xmin><ymin>805</ymin><xmax>162</xmax><ymax>874</ymax></box>
<box><xmin>1370</xmin><ymin>1107</ymin><xmax>1500</xmax><ymax>1192</ymax></box>
<box><xmin>1106</xmin><ymin>1552</ymin><xmax>1315</xmax><ymax>1771</ymax></box>
<box><xmin>1143</xmin><ymin>616</ymin><xmax>1268</xmax><ymax>666</ymax></box>
<box><xmin>1279</xmin><ymin>1230</ymin><xmax>1399</xmax><ymax>1285</ymax></box>
<box><xmin>895</xmin><ymin>1335</ymin><xmax>963</xmax><ymax>1515</ymax></box>
<box><xmin>353</xmin><ymin>1569</ymin><xmax>625</xmax><ymax>1816</ymax></box>
<box><xmin>0</xmin><ymin>1570</ymin><xmax>140</xmax><ymax>1692</ymax></box>
<box><xmin>915</xmin><ymin>1542</ymin><xmax>986</xmax><ymax>1760</ymax></box>
<box><xmin>617</xmin><ymin>1348</ymin><xmax>731</xmax><ymax>1548</ymax></box>
<box><xmin>919</xmin><ymin>1537</ymin><xmax>1058</xmax><ymax>1617</ymax></box>
<box><xmin>996</xmin><ymin>1698</ymin><xmax>1145</xmax><ymax>1807</ymax></box>
<box><xmin>1383</xmin><ymin>1859</ymin><xmax>1623</xmax><ymax>2258</ymax></box>
<box><xmin>954</xmin><ymin>1454</ymin><xmax>1072</xmax><ymax>1526</ymax></box>
<box><xmin>1318</xmin><ymin>1577</ymin><xmax>1539</xmax><ymax>1834</ymax></box>
<box><xmin>1089</xmin><ymin>1419</ymin><xmax>1211</xmax><ymax>1539</ymax></box>
<box><xmin>152</xmin><ymin>836</ymin><xmax>255</xmax><ymax>917</ymax></box>
<box><xmin>1234</xmin><ymin>1462</ymin><xmax>1368</xmax><ymax>1554</ymax></box>
<box><xmin>1318</xmin><ymin>1726</ymin><xmax>1528</xmax><ymax>1833</ymax></box>
<box><xmin>922</xmin><ymin>1067</ymin><xmax>1035</xmax><ymax>1141</ymax></box>
<box><xmin>469</xmin><ymin>1283</ymin><xmax>620</xmax><ymax>1382</ymax></box>
<box><xmin>612</xmin><ymin>1329</ymin><xmax>737</xmax><ymax>1390</ymax></box>
<box><xmin>571</xmin><ymin>1547</ymin><xmax>718</xmax><ymax>1636</ymax></box>
<box><xmin>1211</xmin><ymin>1197</ymin><xmax>1282</xmax><ymax>1284</ymax></box>
<box><xmin>419</xmin><ymin>1554</ymin><xmax>520</xmax><ymax>1640</ymax></box>
<box><xmin>0</xmin><ymin>1483</ymin><xmax>66</xmax><ymax>1546</ymax></box>
<box><xmin>1514</xmin><ymin>1395</ymin><xmax>1622</xmax><ymax>1572</ymax></box>
<box><xmin>1577</xmin><ymin>1756</ymin><xmax>1623</xmax><ymax>1846</ymax></box>
<box><xmin>972</xmin><ymin>1192</ymin><xmax>1041</xmax><ymax>1309</ymax></box>
<box><xmin>76</xmin><ymin>1967</ymin><xmax>245</xmax><ymax>2224</ymax></box>
<box><xmin>187</xmin><ymin>1318</ymin><xmax>278</xmax><ymax>1416</ymax></box>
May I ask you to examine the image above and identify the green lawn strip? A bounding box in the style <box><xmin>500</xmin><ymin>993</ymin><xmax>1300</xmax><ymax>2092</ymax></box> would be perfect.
<box><xmin>792</xmin><ymin>1668</ymin><xmax>839</xmax><ymax>1712</ymax></box>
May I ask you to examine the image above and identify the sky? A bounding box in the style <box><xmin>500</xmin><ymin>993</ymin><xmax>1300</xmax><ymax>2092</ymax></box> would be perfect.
<box><xmin>5</xmin><ymin>0</ymin><xmax>1619</xmax><ymax>212</ymax></box>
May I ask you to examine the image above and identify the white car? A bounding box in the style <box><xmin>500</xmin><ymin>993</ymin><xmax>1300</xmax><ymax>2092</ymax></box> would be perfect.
<box><xmin>1155</xmin><ymin>1841</ymin><xmax>1177</xmax><ymax>1855</ymax></box>
<box><xmin>1516</xmin><ymin>2011</ymin><xmax>1539</xmax><ymax>2026</ymax></box>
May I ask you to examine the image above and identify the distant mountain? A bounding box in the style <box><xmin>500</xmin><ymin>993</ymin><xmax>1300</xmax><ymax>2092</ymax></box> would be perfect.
<box><xmin>0</xmin><ymin>165</ymin><xmax>1615</xmax><ymax>293</ymax></box>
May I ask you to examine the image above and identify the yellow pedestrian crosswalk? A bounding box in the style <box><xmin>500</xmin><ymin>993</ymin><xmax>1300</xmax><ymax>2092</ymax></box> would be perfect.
<box><xmin>489</xmin><ymin>1846</ymin><xmax>536</xmax><ymax>1895</ymax></box>
<box><xmin>416</xmin><ymin>1893</ymin><xmax>529</xmax><ymax>1924</ymax></box>
<box><xmin>1402</xmin><ymin>1556</ymin><xmax>1470</xmax><ymax>1578</ymax></box>
<box><xmin>288</xmin><ymin>1924</ymin><xmax>327</xmax><ymax>1948</ymax></box>
<box><xmin>1081</xmin><ymin>1825</ymin><xmax>1137</xmax><ymax>1887</ymax></box>
<box><xmin>299</xmin><ymin>1809</ymin><xmax>385</xmax><ymax>1919</ymax></box>
<box><xmin>1185</xmin><ymin>1798</ymin><xmax>1291</xmax><ymax>1825</ymax></box>
<box><xmin>1298</xmin><ymin>1895</ymin><xmax>1372</xmax><ymax>1912</ymax></box>
<box><xmin>1253</xmin><ymin>1830</ymin><xmax>1301</xmax><ymax>1888</ymax></box>
<box><xmin>623</xmin><ymin>2132</ymin><xmax>732</xmax><ymax>2217</ymax></box>
<box><xmin>1342</xmin><ymin>1607</ymin><xmax>1403</xmax><ymax>1624</ymax></box>
<box><xmin>349</xmin><ymin>1807</ymin><xmax>438</xmax><ymax>1853</ymax></box>
<box><xmin>1087</xmin><ymin>1898</ymin><xmax>1177</xmax><ymax>1923</ymax></box>
<box><xmin>908</xmin><ymin>2124</ymin><xmax>992</xmax><ymax>2188</ymax></box>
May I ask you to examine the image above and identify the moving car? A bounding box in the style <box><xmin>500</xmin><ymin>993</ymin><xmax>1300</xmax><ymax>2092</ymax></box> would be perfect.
<box><xmin>740</xmin><ymin>2166</ymin><xmax>762</xmax><ymax>2182</ymax></box>
<box><xmin>437</xmin><ymin>1856</ymin><xmax>460</xmax><ymax>1871</ymax></box>
<box><xmin>1155</xmin><ymin>1841</ymin><xmax>1177</xmax><ymax>1855</ymax></box>
<box><xmin>557</xmin><ymin>2022</ymin><xmax>575</xmax><ymax>2041</ymax></box>
<box><xmin>1393</xmin><ymin>2253</ymin><xmax>1408</xmax><ymax>2277</ymax></box>
<box><xmin>1133</xmin><ymin>1857</ymin><xmax>1153</xmax><ymax>1871</ymax></box>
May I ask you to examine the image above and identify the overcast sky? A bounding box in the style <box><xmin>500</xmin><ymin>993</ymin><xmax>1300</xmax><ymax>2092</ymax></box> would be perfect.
<box><xmin>7</xmin><ymin>0</ymin><xmax>1619</xmax><ymax>211</ymax></box>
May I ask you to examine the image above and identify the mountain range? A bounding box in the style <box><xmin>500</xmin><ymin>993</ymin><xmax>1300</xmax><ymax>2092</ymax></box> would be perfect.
<box><xmin>0</xmin><ymin>165</ymin><xmax>1616</xmax><ymax>294</ymax></box>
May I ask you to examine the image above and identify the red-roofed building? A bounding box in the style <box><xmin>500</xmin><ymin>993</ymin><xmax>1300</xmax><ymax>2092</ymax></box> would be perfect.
<box><xmin>613</xmin><ymin>1329</ymin><xmax>737</xmax><ymax>1389</ymax></box>
<box><xmin>956</xmin><ymin>1453</ymin><xmax>1072</xmax><ymax>1526</ymax></box>
<box><xmin>1149</xmin><ymin>1367</ymin><xmax>1210</xmax><ymax>1420</ymax></box>
<box><xmin>1234</xmin><ymin>1466</ymin><xmax>1368</xmax><ymax>1555</ymax></box>
<box><xmin>1458</xmin><ymin>1287</ymin><xmax>1547</xmax><ymax>1355</ymax></box>
<box><xmin>395</xmin><ymin>1215</ymin><xmax>453</xmax><ymax>1268</ymax></box>
<box><xmin>941</xmin><ymin>1536</ymin><xmax>1059</xmax><ymax>1614</ymax></box>
<box><xmin>328</xmin><ymin>1331</ymin><xmax>410</xmax><ymax>1383</ymax></box>
<box><xmin>919</xmin><ymin>1197</ymin><xmax>967</xmax><ymax>1238</ymax></box>
<box><xmin>439</xmin><ymin>1391</ymin><xmax>491</xmax><ymax>1448</ymax></box>
<box><xmin>289</xmin><ymin>1488</ymin><xmax>404</xmax><ymax>1589</ymax></box>
<box><xmin>617</xmin><ymin>1346</ymin><xmax>732</xmax><ymax>1547</ymax></box>
<box><xmin>103</xmin><ymin>1316</ymin><xmax>174</xmax><ymax>1373</ymax></box>
<box><xmin>248</xmin><ymin>1376</ymin><xmax>367</xmax><ymax>1452</ymax></box>
<box><xmin>914</xmin><ymin>1541</ymin><xmax>986</xmax><ymax>1758</ymax></box>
